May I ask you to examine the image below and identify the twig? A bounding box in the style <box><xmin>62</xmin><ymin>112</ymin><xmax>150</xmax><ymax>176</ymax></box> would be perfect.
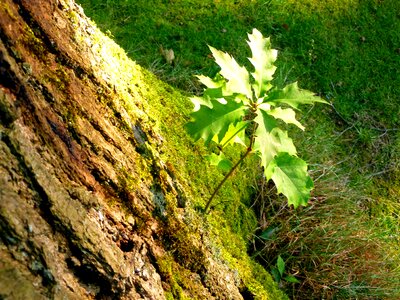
<box><xmin>204</xmin><ymin>122</ymin><xmax>258</xmax><ymax>213</ymax></box>
<box><xmin>204</xmin><ymin>147</ymin><xmax>252</xmax><ymax>213</ymax></box>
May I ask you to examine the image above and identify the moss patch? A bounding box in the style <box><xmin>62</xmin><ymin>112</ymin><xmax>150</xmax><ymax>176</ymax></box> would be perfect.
<box><xmin>65</xmin><ymin>9</ymin><xmax>286</xmax><ymax>299</ymax></box>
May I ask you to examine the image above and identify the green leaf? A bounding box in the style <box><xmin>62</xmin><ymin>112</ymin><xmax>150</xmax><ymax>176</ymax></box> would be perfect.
<box><xmin>205</xmin><ymin>153</ymin><xmax>233</xmax><ymax>172</ymax></box>
<box><xmin>213</xmin><ymin>121</ymin><xmax>248</xmax><ymax>148</ymax></box>
<box><xmin>186</xmin><ymin>29</ymin><xmax>327</xmax><ymax>213</ymax></box>
<box><xmin>265</xmin><ymin>152</ymin><xmax>314</xmax><ymax>208</ymax></box>
<box><xmin>266</xmin><ymin>82</ymin><xmax>328</xmax><ymax>109</ymax></box>
<box><xmin>266</xmin><ymin>107</ymin><xmax>305</xmax><ymax>130</ymax></box>
<box><xmin>196</xmin><ymin>74</ymin><xmax>224</xmax><ymax>89</ymax></box>
<box><xmin>209</xmin><ymin>46</ymin><xmax>252</xmax><ymax>99</ymax></box>
<box><xmin>190</xmin><ymin>96</ymin><xmax>212</xmax><ymax>111</ymax></box>
<box><xmin>277</xmin><ymin>256</ymin><xmax>285</xmax><ymax>277</ymax></box>
<box><xmin>259</xmin><ymin>226</ymin><xmax>280</xmax><ymax>240</ymax></box>
<box><xmin>196</xmin><ymin>74</ymin><xmax>230</xmax><ymax>100</ymax></box>
<box><xmin>247</xmin><ymin>28</ymin><xmax>278</xmax><ymax>98</ymax></box>
<box><xmin>270</xmin><ymin>267</ymin><xmax>281</xmax><ymax>283</ymax></box>
<box><xmin>196</xmin><ymin>74</ymin><xmax>248</xmax><ymax>103</ymax></box>
<box><xmin>284</xmin><ymin>275</ymin><xmax>300</xmax><ymax>283</ymax></box>
<box><xmin>185</xmin><ymin>98</ymin><xmax>247</xmax><ymax>145</ymax></box>
<box><xmin>254</xmin><ymin>109</ymin><xmax>297</xmax><ymax>169</ymax></box>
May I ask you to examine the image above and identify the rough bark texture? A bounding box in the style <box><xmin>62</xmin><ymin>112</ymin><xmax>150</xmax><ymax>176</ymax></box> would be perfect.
<box><xmin>0</xmin><ymin>0</ymin><xmax>287</xmax><ymax>299</ymax></box>
<box><xmin>1</xmin><ymin>0</ymin><xmax>164</xmax><ymax>298</ymax></box>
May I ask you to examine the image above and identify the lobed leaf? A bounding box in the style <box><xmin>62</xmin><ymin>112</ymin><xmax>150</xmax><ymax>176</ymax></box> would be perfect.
<box><xmin>190</xmin><ymin>96</ymin><xmax>212</xmax><ymax>111</ymax></box>
<box><xmin>197</xmin><ymin>74</ymin><xmax>249</xmax><ymax>104</ymax></box>
<box><xmin>209</xmin><ymin>46</ymin><xmax>252</xmax><ymax>99</ymax></box>
<box><xmin>213</xmin><ymin>121</ymin><xmax>248</xmax><ymax>148</ymax></box>
<box><xmin>266</xmin><ymin>107</ymin><xmax>305</xmax><ymax>130</ymax></box>
<box><xmin>196</xmin><ymin>74</ymin><xmax>224</xmax><ymax>89</ymax></box>
<box><xmin>253</xmin><ymin>109</ymin><xmax>297</xmax><ymax>169</ymax></box>
<box><xmin>266</xmin><ymin>82</ymin><xmax>328</xmax><ymax>109</ymax></box>
<box><xmin>247</xmin><ymin>28</ymin><xmax>278</xmax><ymax>98</ymax></box>
<box><xmin>185</xmin><ymin>98</ymin><xmax>247</xmax><ymax>145</ymax></box>
<box><xmin>185</xmin><ymin>28</ymin><xmax>327</xmax><ymax>212</ymax></box>
<box><xmin>265</xmin><ymin>152</ymin><xmax>314</xmax><ymax>208</ymax></box>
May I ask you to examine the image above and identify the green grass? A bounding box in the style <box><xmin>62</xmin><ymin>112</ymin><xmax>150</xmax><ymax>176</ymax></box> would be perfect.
<box><xmin>78</xmin><ymin>0</ymin><xmax>400</xmax><ymax>298</ymax></box>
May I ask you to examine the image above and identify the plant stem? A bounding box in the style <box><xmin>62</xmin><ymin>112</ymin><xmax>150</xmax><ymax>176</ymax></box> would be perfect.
<box><xmin>204</xmin><ymin>148</ymin><xmax>251</xmax><ymax>213</ymax></box>
<box><xmin>204</xmin><ymin>122</ymin><xmax>258</xmax><ymax>213</ymax></box>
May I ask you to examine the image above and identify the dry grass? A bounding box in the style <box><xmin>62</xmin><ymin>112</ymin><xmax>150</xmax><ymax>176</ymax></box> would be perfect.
<box><xmin>249</xmin><ymin>152</ymin><xmax>400</xmax><ymax>299</ymax></box>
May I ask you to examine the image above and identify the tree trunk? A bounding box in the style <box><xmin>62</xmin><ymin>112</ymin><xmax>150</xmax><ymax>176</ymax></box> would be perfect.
<box><xmin>0</xmin><ymin>1</ymin><xmax>286</xmax><ymax>299</ymax></box>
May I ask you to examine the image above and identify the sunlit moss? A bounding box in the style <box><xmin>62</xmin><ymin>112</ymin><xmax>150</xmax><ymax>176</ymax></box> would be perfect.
<box><xmin>65</xmin><ymin>6</ymin><xmax>286</xmax><ymax>298</ymax></box>
<box><xmin>0</xmin><ymin>2</ymin><xmax>17</xmax><ymax>20</ymax></box>
<box><xmin>285</xmin><ymin>0</ymin><xmax>358</xmax><ymax>16</ymax></box>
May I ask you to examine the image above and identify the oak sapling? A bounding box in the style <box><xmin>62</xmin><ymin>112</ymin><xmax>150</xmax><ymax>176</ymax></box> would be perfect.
<box><xmin>186</xmin><ymin>29</ymin><xmax>327</xmax><ymax>212</ymax></box>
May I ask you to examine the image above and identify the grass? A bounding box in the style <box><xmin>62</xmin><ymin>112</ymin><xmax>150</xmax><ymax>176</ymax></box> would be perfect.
<box><xmin>77</xmin><ymin>0</ymin><xmax>400</xmax><ymax>298</ymax></box>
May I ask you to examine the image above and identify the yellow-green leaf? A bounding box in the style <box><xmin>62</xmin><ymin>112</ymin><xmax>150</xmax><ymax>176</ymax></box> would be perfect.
<box><xmin>186</xmin><ymin>98</ymin><xmax>247</xmax><ymax>145</ymax></box>
<box><xmin>209</xmin><ymin>46</ymin><xmax>252</xmax><ymax>99</ymax></box>
<box><xmin>254</xmin><ymin>109</ymin><xmax>297</xmax><ymax>169</ymax></box>
<box><xmin>266</xmin><ymin>82</ymin><xmax>328</xmax><ymax>109</ymax></box>
<box><xmin>266</xmin><ymin>107</ymin><xmax>305</xmax><ymax>130</ymax></box>
<box><xmin>213</xmin><ymin>121</ymin><xmax>248</xmax><ymax>148</ymax></box>
<box><xmin>247</xmin><ymin>28</ymin><xmax>278</xmax><ymax>97</ymax></box>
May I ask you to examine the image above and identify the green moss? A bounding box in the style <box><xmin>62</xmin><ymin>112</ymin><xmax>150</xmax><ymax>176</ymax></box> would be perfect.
<box><xmin>205</xmin><ymin>211</ymin><xmax>288</xmax><ymax>299</ymax></box>
<box><xmin>67</xmin><ymin>10</ymin><xmax>80</xmax><ymax>26</ymax></box>
<box><xmin>124</xmin><ymin>54</ymin><xmax>286</xmax><ymax>299</ymax></box>
<box><xmin>42</xmin><ymin>66</ymin><xmax>71</xmax><ymax>92</ymax></box>
<box><xmin>247</xmin><ymin>261</ymin><xmax>289</xmax><ymax>300</ymax></box>
<box><xmin>1</xmin><ymin>2</ymin><xmax>17</xmax><ymax>21</ymax></box>
<box><xmin>64</xmin><ymin>9</ymin><xmax>287</xmax><ymax>298</ymax></box>
<box><xmin>20</xmin><ymin>26</ymin><xmax>49</xmax><ymax>63</ymax></box>
<box><xmin>70</xmin><ymin>0</ymin><xmax>400</xmax><ymax>298</ymax></box>
<box><xmin>157</xmin><ymin>254</ymin><xmax>202</xmax><ymax>300</ymax></box>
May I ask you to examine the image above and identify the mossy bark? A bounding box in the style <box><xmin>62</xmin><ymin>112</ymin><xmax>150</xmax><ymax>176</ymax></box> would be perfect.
<box><xmin>0</xmin><ymin>0</ymin><xmax>286</xmax><ymax>299</ymax></box>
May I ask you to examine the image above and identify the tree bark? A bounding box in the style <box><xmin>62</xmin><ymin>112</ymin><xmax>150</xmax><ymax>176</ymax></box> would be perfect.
<box><xmin>0</xmin><ymin>0</ymin><xmax>251</xmax><ymax>299</ymax></box>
